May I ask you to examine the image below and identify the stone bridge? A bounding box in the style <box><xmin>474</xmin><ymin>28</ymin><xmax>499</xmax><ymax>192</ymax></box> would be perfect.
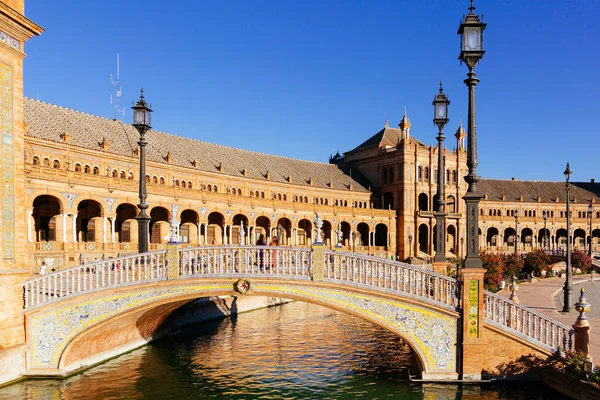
<box><xmin>22</xmin><ymin>244</ymin><xmax>575</xmax><ymax>381</ymax></box>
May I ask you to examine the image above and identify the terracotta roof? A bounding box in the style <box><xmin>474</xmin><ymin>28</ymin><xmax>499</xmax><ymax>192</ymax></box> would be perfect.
<box><xmin>24</xmin><ymin>98</ymin><xmax>369</xmax><ymax>193</ymax></box>
<box><xmin>479</xmin><ymin>179</ymin><xmax>600</xmax><ymax>204</ymax></box>
<box><xmin>345</xmin><ymin>126</ymin><xmax>427</xmax><ymax>155</ymax></box>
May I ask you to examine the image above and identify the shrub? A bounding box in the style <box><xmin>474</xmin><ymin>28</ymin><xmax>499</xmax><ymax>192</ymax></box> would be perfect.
<box><xmin>523</xmin><ymin>249</ymin><xmax>551</xmax><ymax>277</ymax></box>
<box><xmin>446</xmin><ymin>256</ymin><xmax>464</xmax><ymax>278</ymax></box>
<box><xmin>571</xmin><ymin>250</ymin><xmax>592</xmax><ymax>273</ymax></box>
<box><xmin>480</xmin><ymin>251</ymin><xmax>504</xmax><ymax>292</ymax></box>
<box><xmin>503</xmin><ymin>252</ymin><xmax>525</xmax><ymax>280</ymax></box>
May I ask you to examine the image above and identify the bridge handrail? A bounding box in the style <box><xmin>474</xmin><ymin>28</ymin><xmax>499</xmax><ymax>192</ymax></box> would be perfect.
<box><xmin>483</xmin><ymin>290</ymin><xmax>573</xmax><ymax>352</ymax></box>
<box><xmin>179</xmin><ymin>245</ymin><xmax>313</xmax><ymax>278</ymax></box>
<box><xmin>323</xmin><ymin>250</ymin><xmax>460</xmax><ymax>310</ymax></box>
<box><xmin>23</xmin><ymin>250</ymin><xmax>168</xmax><ymax>310</ymax></box>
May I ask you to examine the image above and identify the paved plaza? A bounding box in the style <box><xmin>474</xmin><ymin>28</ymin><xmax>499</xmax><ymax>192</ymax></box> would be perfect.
<box><xmin>499</xmin><ymin>274</ymin><xmax>600</xmax><ymax>361</ymax></box>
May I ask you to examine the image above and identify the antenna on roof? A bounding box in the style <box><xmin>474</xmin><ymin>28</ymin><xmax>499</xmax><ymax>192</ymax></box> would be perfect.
<box><xmin>110</xmin><ymin>53</ymin><xmax>125</xmax><ymax>120</ymax></box>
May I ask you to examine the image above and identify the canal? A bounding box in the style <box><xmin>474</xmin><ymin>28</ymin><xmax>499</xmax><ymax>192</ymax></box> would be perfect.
<box><xmin>0</xmin><ymin>301</ymin><xmax>560</xmax><ymax>399</ymax></box>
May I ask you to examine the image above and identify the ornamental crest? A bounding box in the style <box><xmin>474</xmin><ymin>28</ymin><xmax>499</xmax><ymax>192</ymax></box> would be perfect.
<box><xmin>61</xmin><ymin>193</ymin><xmax>78</xmax><ymax>209</ymax></box>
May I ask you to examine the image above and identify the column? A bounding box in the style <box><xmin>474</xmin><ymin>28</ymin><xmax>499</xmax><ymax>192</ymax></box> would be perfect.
<box><xmin>103</xmin><ymin>217</ymin><xmax>108</xmax><ymax>243</ymax></box>
<box><xmin>27</xmin><ymin>210</ymin><xmax>33</xmax><ymax>242</ymax></box>
<box><xmin>72</xmin><ymin>214</ymin><xmax>78</xmax><ymax>243</ymax></box>
<box><xmin>62</xmin><ymin>213</ymin><xmax>67</xmax><ymax>243</ymax></box>
<box><xmin>111</xmin><ymin>218</ymin><xmax>116</xmax><ymax>243</ymax></box>
<box><xmin>222</xmin><ymin>225</ymin><xmax>227</xmax><ymax>245</ymax></box>
<box><xmin>203</xmin><ymin>223</ymin><xmax>208</xmax><ymax>244</ymax></box>
<box><xmin>228</xmin><ymin>224</ymin><xmax>232</xmax><ymax>244</ymax></box>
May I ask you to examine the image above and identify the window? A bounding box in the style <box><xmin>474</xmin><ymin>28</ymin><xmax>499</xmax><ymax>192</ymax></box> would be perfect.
<box><xmin>120</xmin><ymin>171</ymin><xmax>126</xmax><ymax>179</ymax></box>
<box><xmin>84</xmin><ymin>165</ymin><xmax>91</xmax><ymax>174</ymax></box>
<box><xmin>53</xmin><ymin>160</ymin><xmax>60</xmax><ymax>169</ymax></box>
<box><xmin>32</xmin><ymin>156</ymin><xmax>40</xmax><ymax>166</ymax></box>
<box><xmin>93</xmin><ymin>166</ymin><xmax>99</xmax><ymax>175</ymax></box>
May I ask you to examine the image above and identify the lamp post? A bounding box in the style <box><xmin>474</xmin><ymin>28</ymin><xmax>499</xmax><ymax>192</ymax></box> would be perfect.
<box><xmin>588</xmin><ymin>203</ymin><xmax>593</xmax><ymax>257</ymax></box>
<box><xmin>131</xmin><ymin>89</ymin><xmax>152</xmax><ymax>254</ymax></box>
<box><xmin>563</xmin><ymin>162</ymin><xmax>572</xmax><ymax>313</ymax></box>
<box><xmin>433</xmin><ymin>81</ymin><xmax>450</xmax><ymax>263</ymax></box>
<box><xmin>514</xmin><ymin>210</ymin><xmax>519</xmax><ymax>254</ymax></box>
<box><xmin>408</xmin><ymin>234</ymin><xmax>413</xmax><ymax>262</ymax></box>
<box><xmin>458</xmin><ymin>0</ymin><xmax>486</xmax><ymax>269</ymax></box>
<box><xmin>542</xmin><ymin>211</ymin><xmax>548</xmax><ymax>251</ymax></box>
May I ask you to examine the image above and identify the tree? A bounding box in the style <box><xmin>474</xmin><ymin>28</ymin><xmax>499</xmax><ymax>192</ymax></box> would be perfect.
<box><xmin>571</xmin><ymin>250</ymin><xmax>592</xmax><ymax>273</ymax></box>
<box><xmin>480</xmin><ymin>251</ymin><xmax>504</xmax><ymax>292</ymax></box>
<box><xmin>523</xmin><ymin>249</ymin><xmax>551</xmax><ymax>277</ymax></box>
<box><xmin>503</xmin><ymin>252</ymin><xmax>524</xmax><ymax>279</ymax></box>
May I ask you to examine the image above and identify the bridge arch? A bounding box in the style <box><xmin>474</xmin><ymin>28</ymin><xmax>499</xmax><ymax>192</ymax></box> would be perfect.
<box><xmin>28</xmin><ymin>280</ymin><xmax>458</xmax><ymax>380</ymax></box>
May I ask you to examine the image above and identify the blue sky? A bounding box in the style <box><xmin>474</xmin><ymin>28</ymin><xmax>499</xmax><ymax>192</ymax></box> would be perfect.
<box><xmin>24</xmin><ymin>0</ymin><xmax>599</xmax><ymax>182</ymax></box>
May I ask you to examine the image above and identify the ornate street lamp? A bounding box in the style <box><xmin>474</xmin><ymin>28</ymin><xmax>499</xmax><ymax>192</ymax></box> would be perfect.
<box><xmin>563</xmin><ymin>162</ymin><xmax>572</xmax><ymax>313</ymax></box>
<box><xmin>131</xmin><ymin>89</ymin><xmax>152</xmax><ymax>254</ymax></box>
<box><xmin>433</xmin><ymin>81</ymin><xmax>450</xmax><ymax>263</ymax></box>
<box><xmin>458</xmin><ymin>0</ymin><xmax>486</xmax><ymax>269</ymax></box>
<box><xmin>514</xmin><ymin>210</ymin><xmax>519</xmax><ymax>254</ymax></box>
<box><xmin>588</xmin><ymin>203</ymin><xmax>593</xmax><ymax>257</ymax></box>
<box><xmin>542</xmin><ymin>211</ymin><xmax>548</xmax><ymax>251</ymax></box>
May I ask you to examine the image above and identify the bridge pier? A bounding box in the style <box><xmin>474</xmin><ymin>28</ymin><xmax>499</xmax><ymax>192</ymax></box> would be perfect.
<box><xmin>460</xmin><ymin>267</ymin><xmax>486</xmax><ymax>380</ymax></box>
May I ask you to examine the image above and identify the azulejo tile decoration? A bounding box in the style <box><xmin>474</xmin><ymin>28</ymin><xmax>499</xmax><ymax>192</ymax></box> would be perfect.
<box><xmin>27</xmin><ymin>281</ymin><xmax>458</xmax><ymax>374</ymax></box>
<box><xmin>1</xmin><ymin>61</ymin><xmax>15</xmax><ymax>259</ymax></box>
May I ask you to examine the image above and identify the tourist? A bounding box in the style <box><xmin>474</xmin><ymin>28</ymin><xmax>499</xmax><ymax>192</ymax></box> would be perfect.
<box><xmin>39</xmin><ymin>261</ymin><xmax>47</xmax><ymax>276</ymax></box>
<box><xmin>268</xmin><ymin>236</ymin><xmax>279</xmax><ymax>270</ymax></box>
<box><xmin>256</xmin><ymin>234</ymin><xmax>266</xmax><ymax>271</ymax></box>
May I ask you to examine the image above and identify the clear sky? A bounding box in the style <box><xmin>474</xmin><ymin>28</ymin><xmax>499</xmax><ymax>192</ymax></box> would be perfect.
<box><xmin>24</xmin><ymin>0</ymin><xmax>599</xmax><ymax>183</ymax></box>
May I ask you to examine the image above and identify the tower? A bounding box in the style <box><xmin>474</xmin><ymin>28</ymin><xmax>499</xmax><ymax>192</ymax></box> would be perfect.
<box><xmin>0</xmin><ymin>0</ymin><xmax>43</xmax><ymax>385</ymax></box>
<box><xmin>398</xmin><ymin>107</ymin><xmax>411</xmax><ymax>141</ymax></box>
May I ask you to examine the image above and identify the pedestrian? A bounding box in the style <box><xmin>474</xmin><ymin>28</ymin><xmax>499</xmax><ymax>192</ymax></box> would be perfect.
<box><xmin>256</xmin><ymin>234</ymin><xmax>266</xmax><ymax>270</ymax></box>
<box><xmin>39</xmin><ymin>261</ymin><xmax>47</xmax><ymax>276</ymax></box>
<box><xmin>268</xmin><ymin>236</ymin><xmax>279</xmax><ymax>270</ymax></box>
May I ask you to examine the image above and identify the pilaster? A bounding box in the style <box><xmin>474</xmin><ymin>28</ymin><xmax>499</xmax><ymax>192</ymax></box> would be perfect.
<box><xmin>311</xmin><ymin>243</ymin><xmax>324</xmax><ymax>281</ymax></box>
<box><xmin>460</xmin><ymin>267</ymin><xmax>486</xmax><ymax>380</ymax></box>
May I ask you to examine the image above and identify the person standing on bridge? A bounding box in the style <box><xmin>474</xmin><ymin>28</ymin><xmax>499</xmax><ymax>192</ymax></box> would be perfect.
<box><xmin>39</xmin><ymin>261</ymin><xmax>47</xmax><ymax>276</ymax></box>
<box><xmin>268</xmin><ymin>236</ymin><xmax>279</xmax><ymax>270</ymax></box>
<box><xmin>256</xmin><ymin>234</ymin><xmax>267</xmax><ymax>271</ymax></box>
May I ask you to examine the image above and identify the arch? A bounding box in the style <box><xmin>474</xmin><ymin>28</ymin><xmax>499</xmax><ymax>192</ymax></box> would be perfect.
<box><xmin>43</xmin><ymin>157</ymin><xmax>50</xmax><ymax>167</ymax></box>
<box><xmin>556</xmin><ymin>228</ymin><xmax>568</xmax><ymax>248</ymax></box>
<box><xmin>53</xmin><ymin>159</ymin><xmax>60</xmax><ymax>169</ymax></box>
<box><xmin>120</xmin><ymin>171</ymin><xmax>126</xmax><ymax>179</ymax></box>
<box><xmin>452</xmin><ymin>170</ymin><xmax>458</xmax><ymax>185</ymax></box>
<box><xmin>77</xmin><ymin>200</ymin><xmax>103</xmax><ymax>242</ymax></box>
<box><xmin>92</xmin><ymin>166</ymin><xmax>100</xmax><ymax>175</ymax></box>
<box><xmin>128</xmin><ymin>172</ymin><xmax>134</xmax><ymax>180</ymax></box>
<box><xmin>504</xmin><ymin>227</ymin><xmax>516</xmax><ymax>248</ymax></box>
<box><xmin>152</xmin><ymin>176</ymin><xmax>158</xmax><ymax>184</ymax></box>
<box><xmin>31</xmin><ymin>282</ymin><xmax>459</xmax><ymax>379</ymax></box>
<box><xmin>521</xmin><ymin>228</ymin><xmax>534</xmax><ymax>248</ymax></box>
<box><xmin>297</xmin><ymin>219</ymin><xmax>312</xmax><ymax>246</ymax></box>
<box><xmin>74</xmin><ymin>163</ymin><xmax>82</xmax><ymax>172</ymax></box>
<box><xmin>418</xmin><ymin>166</ymin><xmax>423</xmax><ymax>182</ymax></box>
<box><xmin>231</xmin><ymin>214</ymin><xmax>249</xmax><ymax>245</ymax></box>
<box><xmin>84</xmin><ymin>165</ymin><xmax>91</xmax><ymax>174</ymax></box>
<box><xmin>321</xmin><ymin>220</ymin><xmax>332</xmax><ymax>246</ymax></box>
<box><xmin>356</xmin><ymin>222</ymin><xmax>369</xmax><ymax>248</ymax></box>
<box><xmin>115</xmin><ymin>203</ymin><xmax>137</xmax><ymax>243</ymax></box>
<box><xmin>486</xmin><ymin>227</ymin><xmax>499</xmax><ymax>249</ymax></box>
<box><xmin>150</xmin><ymin>207</ymin><xmax>170</xmax><ymax>244</ymax></box>
<box><xmin>447</xmin><ymin>225</ymin><xmax>457</xmax><ymax>254</ymax></box>
<box><xmin>375</xmin><ymin>223</ymin><xmax>388</xmax><ymax>247</ymax></box>
<box><xmin>276</xmin><ymin>218</ymin><xmax>292</xmax><ymax>246</ymax></box>
<box><xmin>340</xmin><ymin>221</ymin><xmax>351</xmax><ymax>247</ymax></box>
<box><xmin>446</xmin><ymin>196</ymin><xmax>456</xmax><ymax>213</ymax></box>
<box><xmin>538</xmin><ymin>228</ymin><xmax>551</xmax><ymax>249</ymax></box>
<box><xmin>32</xmin><ymin>195</ymin><xmax>62</xmax><ymax>242</ymax></box>
<box><xmin>418</xmin><ymin>193</ymin><xmax>429</xmax><ymax>212</ymax></box>
<box><xmin>207</xmin><ymin>212</ymin><xmax>225</xmax><ymax>245</ymax></box>
<box><xmin>255</xmin><ymin>215</ymin><xmax>271</xmax><ymax>243</ymax></box>
<box><xmin>423</xmin><ymin>167</ymin><xmax>430</xmax><ymax>183</ymax></box>
<box><xmin>573</xmin><ymin>228</ymin><xmax>586</xmax><ymax>249</ymax></box>
<box><xmin>180</xmin><ymin>209</ymin><xmax>199</xmax><ymax>244</ymax></box>
<box><xmin>32</xmin><ymin>156</ymin><xmax>40</xmax><ymax>166</ymax></box>
<box><xmin>418</xmin><ymin>224</ymin><xmax>429</xmax><ymax>254</ymax></box>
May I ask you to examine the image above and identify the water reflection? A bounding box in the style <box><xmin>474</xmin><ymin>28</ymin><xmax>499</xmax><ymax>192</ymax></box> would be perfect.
<box><xmin>0</xmin><ymin>301</ymin><xmax>558</xmax><ymax>399</ymax></box>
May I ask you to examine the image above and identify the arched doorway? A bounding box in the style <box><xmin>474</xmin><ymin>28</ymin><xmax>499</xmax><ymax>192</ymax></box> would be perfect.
<box><xmin>115</xmin><ymin>203</ymin><xmax>137</xmax><ymax>244</ymax></box>
<box><xmin>276</xmin><ymin>218</ymin><xmax>292</xmax><ymax>246</ymax></box>
<box><xmin>340</xmin><ymin>221</ymin><xmax>351</xmax><ymax>248</ymax></box>
<box><xmin>297</xmin><ymin>219</ymin><xmax>312</xmax><ymax>246</ymax></box>
<box><xmin>573</xmin><ymin>228</ymin><xmax>586</xmax><ymax>250</ymax></box>
<box><xmin>356</xmin><ymin>223</ymin><xmax>369</xmax><ymax>250</ymax></box>
<box><xmin>521</xmin><ymin>228</ymin><xmax>534</xmax><ymax>251</ymax></box>
<box><xmin>375</xmin><ymin>224</ymin><xmax>388</xmax><ymax>248</ymax></box>
<box><xmin>232</xmin><ymin>214</ymin><xmax>249</xmax><ymax>245</ymax></box>
<box><xmin>207</xmin><ymin>212</ymin><xmax>225</xmax><ymax>245</ymax></box>
<box><xmin>504</xmin><ymin>227</ymin><xmax>516</xmax><ymax>251</ymax></box>
<box><xmin>32</xmin><ymin>195</ymin><xmax>61</xmax><ymax>242</ymax></box>
<box><xmin>77</xmin><ymin>200</ymin><xmax>103</xmax><ymax>243</ymax></box>
<box><xmin>447</xmin><ymin>225</ymin><xmax>457</xmax><ymax>254</ymax></box>
<box><xmin>418</xmin><ymin>224</ymin><xmax>428</xmax><ymax>255</ymax></box>
<box><xmin>418</xmin><ymin>193</ymin><xmax>428</xmax><ymax>212</ymax></box>
<box><xmin>180</xmin><ymin>209</ymin><xmax>199</xmax><ymax>244</ymax></box>
<box><xmin>556</xmin><ymin>228</ymin><xmax>568</xmax><ymax>249</ymax></box>
<box><xmin>255</xmin><ymin>216</ymin><xmax>271</xmax><ymax>244</ymax></box>
<box><xmin>486</xmin><ymin>227</ymin><xmax>499</xmax><ymax>250</ymax></box>
<box><xmin>150</xmin><ymin>207</ymin><xmax>170</xmax><ymax>244</ymax></box>
<box><xmin>321</xmin><ymin>220</ymin><xmax>332</xmax><ymax>246</ymax></box>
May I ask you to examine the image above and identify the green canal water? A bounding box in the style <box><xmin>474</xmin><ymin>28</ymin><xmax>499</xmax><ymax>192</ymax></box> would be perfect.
<box><xmin>0</xmin><ymin>301</ymin><xmax>561</xmax><ymax>399</ymax></box>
